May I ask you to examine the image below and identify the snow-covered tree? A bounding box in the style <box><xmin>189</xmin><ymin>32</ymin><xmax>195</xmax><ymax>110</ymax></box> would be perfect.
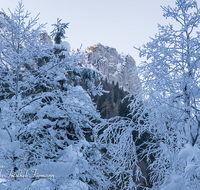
<box><xmin>97</xmin><ymin>0</ymin><xmax>200</xmax><ymax>189</ymax></box>
<box><xmin>129</xmin><ymin>0</ymin><xmax>200</xmax><ymax>189</ymax></box>
<box><xmin>0</xmin><ymin>2</ymin><xmax>51</xmax><ymax>189</ymax></box>
<box><xmin>0</xmin><ymin>2</ymin><xmax>108</xmax><ymax>189</ymax></box>
<box><xmin>95</xmin><ymin>116</ymin><xmax>144</xmax><ymax>190</ymax></box>
<box><xmin>51</xmin><ymin>18</ymin><xmax>69</xmax><ymax>45</ymax></box>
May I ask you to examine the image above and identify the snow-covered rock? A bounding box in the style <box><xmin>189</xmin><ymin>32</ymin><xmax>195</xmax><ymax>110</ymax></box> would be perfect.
<box><xmin>77</xmin><ymin>43</ymin><xmax>140</xmax><ymax>93</ymax></box>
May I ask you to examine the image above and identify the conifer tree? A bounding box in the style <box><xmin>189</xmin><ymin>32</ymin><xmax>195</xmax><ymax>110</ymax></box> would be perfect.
<box><xmin>51</xmin><ymin>18</ymin><xmax>69</xmax><ymax>45</ymax></box>
<box><xmin>0</xmin><ymin>2</ymin><xmax>107</xmax><ymax>189</ymax></box>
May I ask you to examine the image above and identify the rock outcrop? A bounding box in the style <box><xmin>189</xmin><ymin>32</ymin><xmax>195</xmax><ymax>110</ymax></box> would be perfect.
<box><xmin>78</xmin><ymin>43</ymin><xmax>139</xmax><ymax>93</ymax></box>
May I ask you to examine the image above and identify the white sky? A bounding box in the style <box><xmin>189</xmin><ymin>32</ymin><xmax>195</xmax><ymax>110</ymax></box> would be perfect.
<box><xmin>1</xmin><ymin>0</ymin><xmax>193</xmax><ymax>65</ymax></box>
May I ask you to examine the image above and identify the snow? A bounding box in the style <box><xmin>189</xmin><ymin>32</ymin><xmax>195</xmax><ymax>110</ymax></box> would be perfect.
<box><xmin>54</xmin><ymin>41</ymin><xmax>71</xmax><ymax>52</ymax></box>
<box><xmin>31</xmin><ymin>179</ymin><xmax>52</xmax><ymax>190</ymax></box>
<box><xmin>0</xmin><ymin>184</ymin><xmax>7</xmax><ymax>190</ymax></box>
<box><xmin>6</xmin><ymin>141</ymin><xmax>20</xmax><ymax>151</ymax></box>
<box><xmin>61</xmin><ymin>180</ymin><xmax>88</xmax><ymax>190</ymax></box>
<box><xmin>1</xmin><ymin>0</ymin><xmax>200</xmax><ymax>189</ymax></box>
<box><xmin>160</xmin><ymin>180</ymin><xmax>184</xmax><ymax>190</ymax></box>
<box><xmin>0</xmin><ymin>130</ymin><xmax>10</xmax><ymax>142</ymax></box>
<box><xmin>29</xmin><ymin>143</ymin><xmax>89</xmax><ymax>189</ymax></box>
<box><xmin>55</xmin><ymin>72</ymin><xmax>67</xmax><ymax>82</ymax></box>
<box><xmin>178</xmin><ymin>144</ymin><xmax>198</xmax><ymax>164</ymax></box>
<box><xmin>61</xmin><ymin>41</ymin><xmax>71</xmax><ymax>52</ymax></box>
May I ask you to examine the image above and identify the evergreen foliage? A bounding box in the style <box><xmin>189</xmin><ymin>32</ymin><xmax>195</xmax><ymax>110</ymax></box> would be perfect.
<box><xmin>0</xmin><ymin>2</ymin><xmax>109</xmax><ymax>189</ymax></box>
<box><xmin>51</xmin><ymin>18</ymin><xmax>69</xmax><ymax>44</ymax></box>
<box><xmin>94</xmin><ymin>79</ymin><xmax>130</xmax><ymax>119</ymax></box>
<box><xmin>3</xmin><ymin>0</ymin><xmax>200</xmax><ymax>189</ymax></box>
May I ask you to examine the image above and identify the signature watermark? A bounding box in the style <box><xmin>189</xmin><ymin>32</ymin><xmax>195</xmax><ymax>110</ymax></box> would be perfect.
<box><xmin>0</xmin><ymin>169</ymin><xmax>54</xmax><ymax>178</ymax></box>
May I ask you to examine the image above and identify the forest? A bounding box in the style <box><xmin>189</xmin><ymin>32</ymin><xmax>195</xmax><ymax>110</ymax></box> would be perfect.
<box><xmin>0</xmin><ymin>0</ymin><xmax>200</xmax><ymax>189</ymax></box>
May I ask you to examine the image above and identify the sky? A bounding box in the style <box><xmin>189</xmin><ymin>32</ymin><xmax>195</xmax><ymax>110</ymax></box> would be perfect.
<box><xmin>0</xmin><ymin>0</ymin><xmax>191</xmax><ymax>65</ymax></box>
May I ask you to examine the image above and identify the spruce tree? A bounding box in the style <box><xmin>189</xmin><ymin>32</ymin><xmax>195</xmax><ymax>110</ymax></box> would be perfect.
<box><xmin>51</xmin><ymin>18</ymin><xmax>69</xmax><ymax>45</ymax></box>
<box><xmin>0</xmin><ymin>2</ymin><xmax>108</xmax><ymax>189</ymax></box>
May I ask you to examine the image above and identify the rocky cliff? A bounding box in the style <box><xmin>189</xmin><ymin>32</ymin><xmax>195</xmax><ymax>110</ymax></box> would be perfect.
<box><xmin>77</xmin><ymin>43</ymin><xmax>140</xmax><ymax>93</ymax></box>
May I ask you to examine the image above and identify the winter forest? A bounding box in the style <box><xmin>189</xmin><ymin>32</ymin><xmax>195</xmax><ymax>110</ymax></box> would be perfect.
<box><xmin>0</xmin><ymin>0</ymin><xmax>200</xmax><ymax>189</ymax></box>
